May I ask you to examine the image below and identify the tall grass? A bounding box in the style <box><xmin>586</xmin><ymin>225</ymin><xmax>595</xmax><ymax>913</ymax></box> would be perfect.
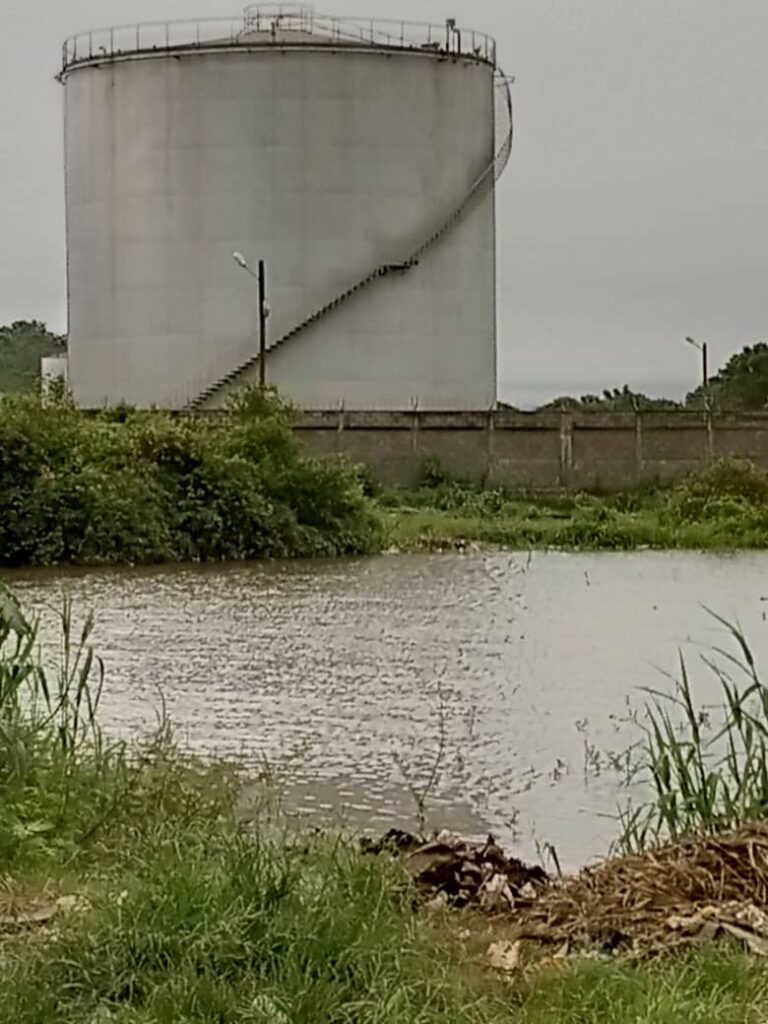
<box><xmin>619</xmin><ymin>614</ymin><xmax>768</xmax><ymax>852</ymax></box>
<box><xmin>0</xmin><ymin>582</ymin><xmax>237</xmax><ymax>870</ymax></box>
<box><xmin>0</xmin><ymin>584</ymin><xmax>112</xmax><ymax>864</ymax></box>
<box><xmin>0</xmin><ymin>832</ymin><xmax>515</xmax><ymax>1024</ymax></box>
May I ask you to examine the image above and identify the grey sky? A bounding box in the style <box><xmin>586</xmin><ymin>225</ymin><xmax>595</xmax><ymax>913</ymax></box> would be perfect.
<box><xmin>1</xmin><ymin>0</ymin><xmax>766</xmax><ymax>406</ymax></box>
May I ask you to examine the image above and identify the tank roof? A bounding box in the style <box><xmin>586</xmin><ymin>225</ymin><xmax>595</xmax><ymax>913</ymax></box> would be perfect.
<box><xmin>60</xmin><ymin>5</ymin><xmax>498</xmax><ymax>76</ymax></box>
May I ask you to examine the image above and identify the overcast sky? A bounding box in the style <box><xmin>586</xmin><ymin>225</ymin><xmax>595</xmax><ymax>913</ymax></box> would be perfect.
<box><xmin>1</xmin><ymin>0</ymin><xmax>766</xmax><ymax>406</ymax></box>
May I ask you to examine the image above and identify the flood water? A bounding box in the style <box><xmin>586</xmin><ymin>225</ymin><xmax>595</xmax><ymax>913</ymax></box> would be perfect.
<box><xmin>8</xmin><ymin>551</ymin><xmax>768</xmax><ymax>868</ymax></box>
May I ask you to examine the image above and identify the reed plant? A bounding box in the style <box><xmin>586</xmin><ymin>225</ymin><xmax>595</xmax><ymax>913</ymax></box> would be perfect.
<box><xmin>0</xmin><ymin>582</ymin><xmax>237</xmax><ymax>871</ymax></box>
<box><xmin>619</xmin><ymin>614</ymin><xmax>768</xmax><ymax>852</ymax></box>
<box><xmin>0</xmin><ymin>584</ymin><xmax>115</xmax><ymax>865</ymax></box>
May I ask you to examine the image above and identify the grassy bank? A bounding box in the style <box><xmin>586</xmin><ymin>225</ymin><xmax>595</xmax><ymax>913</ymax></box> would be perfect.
<box><xmin>4</xmin><ymin>385</ymin><xmax>768</xmax><ymax>564</ymax></box>
<box><xmin>383</xmin><ymin>458</ymin><xmax>768</xmax><ymax>552</ymax></box>
<box><xmin>3</xmin><ymin>590</ymin><xmax>768</xmax><ymax>1021</ymax></box>
<box><xmin>0</xmin><ymin>389</ymin><xmax>380</xmax><ymax>566</ymax></box>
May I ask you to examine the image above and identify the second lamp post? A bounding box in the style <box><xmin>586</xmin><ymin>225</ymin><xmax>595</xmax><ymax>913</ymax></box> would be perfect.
<box><xmin>685</xmin><ymin>335</ymin><xmax>708</xmax><ymax>393</ymax></box>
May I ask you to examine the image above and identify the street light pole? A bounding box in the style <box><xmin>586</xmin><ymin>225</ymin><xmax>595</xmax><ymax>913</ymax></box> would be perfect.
<box><xmin>232</xmin><ymin>252</ymin><xmax>268</xmax><ymax>389</ymax></box>
<box><xmin>685</xmin><ymin>336</ymin><xmax>708</xmax><ymax>393</ymax></box>
<box><xmin>257</xmin><ymin>259</ymin><xmax>266</xmax><ymax>390</ymax></box>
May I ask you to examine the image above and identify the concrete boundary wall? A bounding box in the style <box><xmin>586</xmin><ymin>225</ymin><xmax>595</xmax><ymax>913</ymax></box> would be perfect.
<box><xmin>294</xmin><ymin>409</ymin><xmax>768</xmax><ymax>489</ymax></box>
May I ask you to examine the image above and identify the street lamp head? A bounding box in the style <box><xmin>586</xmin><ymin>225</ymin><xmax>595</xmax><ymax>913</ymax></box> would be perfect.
<box><xmin>685</xmin><ymin>336</ymin><xmax>701</xmax><ymax>350</ymax></box>
<box><xmin>232</xmin><ymin>251</ymin><xmax>248</xmax><ymax>270</ymax></box>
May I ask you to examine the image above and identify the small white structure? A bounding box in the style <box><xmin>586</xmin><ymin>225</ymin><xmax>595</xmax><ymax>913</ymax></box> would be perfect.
<box><xmin>59</xmin><ymin>6</ymin><xmax>512</xmax><ymax>410</ymax></box>
<box><xmin>40</xmin><ymin>355</ymin><xmax>69</xmax><ymax>392</ymax></box>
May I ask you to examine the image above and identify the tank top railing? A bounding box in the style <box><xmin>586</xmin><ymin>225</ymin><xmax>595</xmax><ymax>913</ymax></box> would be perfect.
<box><xmin>170</xmin><ymin>71</ymin><xmax>513</xmax><ymax>411</ymax></box>
<box><xmin>61</xmin><ymin>10</ymin><xmax>497</xmax><ymax>73</ymax></box>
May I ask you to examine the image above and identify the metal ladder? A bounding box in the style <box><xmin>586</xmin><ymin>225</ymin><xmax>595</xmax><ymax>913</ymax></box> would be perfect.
<box><xmin>184</xmin><ymin>70</ymin><xmax>513</xmax><ymax>411</ymax></box>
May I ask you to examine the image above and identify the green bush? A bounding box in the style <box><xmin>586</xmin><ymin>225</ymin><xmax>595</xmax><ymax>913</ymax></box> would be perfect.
<box><xmin>0</xmin><ymin>388</ymin><xmax>382</xmax><ymax>566</ymax></box>
<box><xmin>382</xmin><ymin>456</ymin><xmax>768</xmax><ymax>552</ymax></box>
<box><xmin>671</xmin><ymin>457</ymin><xmax>768</xmax><ymax>522</ymax></box>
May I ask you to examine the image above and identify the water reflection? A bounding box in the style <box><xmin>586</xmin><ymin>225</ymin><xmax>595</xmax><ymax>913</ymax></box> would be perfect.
<box><xmin>8</xmin><ymin>550</ymin><xmax>768</xmax><ymax>868</ymax></box>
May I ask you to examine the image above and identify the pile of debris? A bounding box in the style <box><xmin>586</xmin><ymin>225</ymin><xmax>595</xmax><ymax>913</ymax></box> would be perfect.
<box><xmin>513</xmin><ymin>823</ymin><xmax>768</xmax><ymax>953</ymax></box>
<box><xmin>360</xmin><ymin>828</ymin><xmax>548</xmax><ymax>912</ymax></box>
<box><xmin>364</xmin><ymin>823</ymin><xmax>768</xmax><ymax>958</ymax></box>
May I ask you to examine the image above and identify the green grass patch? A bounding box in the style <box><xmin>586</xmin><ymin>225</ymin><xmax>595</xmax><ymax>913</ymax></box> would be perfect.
<box><xmin>382</xmin><ymin>458</ymin><xmax>768</xmax><ymax>552</ymax></box>
<box><xmin>509</xmin><ymin>945</ymin><xmax>768</xmax><ymax>1024</ymax></box>
<box><xmin>2</xmin><ymin>833</ymin><xmax>514</xmax><ymax>1024</ymax></box>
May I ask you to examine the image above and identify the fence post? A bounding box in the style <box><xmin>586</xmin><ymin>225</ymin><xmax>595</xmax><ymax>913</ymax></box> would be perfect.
<box><xmin>559</xmin><ymin>412</ymin><xmax>574</xmax><ymax>488</ymax></box>
<box><xmin>410</xmin><ymin>397</ymin><xmax>420</xmax><ymax>456</ymax></box>
<box><xmin>336</xmin><ymin>400</ymin><xmax>345</xmax><ymax>455</ymax></box>
<box><xmin>705</xmin><ymin>401</ymin><xmax>715</xmax><ymax>463</ymax></box>
<box><xmin>486</xmin><ymin>406</ymin><xmax>495</xmax><ymax>485</ymax></box>
<box><xmin>635</xmin><ymin>410</ymin><xmax>644</xmax><ymax>483</ymax></box>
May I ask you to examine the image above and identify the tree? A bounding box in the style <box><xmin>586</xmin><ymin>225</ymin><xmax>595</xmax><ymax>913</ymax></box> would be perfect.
<box><xmin>538</xmin><ymin>386</ymin><xmax>680</xmax><ymax>412</ymax></box>
<box><xmin>686</xmin><ymin>342</ymin><xmax>768</xmax><ymax>411</ymax></box>
<box><xmin>0</xmin><ymin>321</ymin><xmax>66</xmax><ymax>394</ymax></box>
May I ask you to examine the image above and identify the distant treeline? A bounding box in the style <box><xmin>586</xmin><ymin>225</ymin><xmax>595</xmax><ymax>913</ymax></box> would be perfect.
<box><xmin>502</xmin><ymin>343</ymin><xmax>768</xmax><ymax>413</ymax></box>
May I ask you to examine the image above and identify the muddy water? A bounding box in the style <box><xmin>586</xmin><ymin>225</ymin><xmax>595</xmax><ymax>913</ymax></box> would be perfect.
<box><xmin>8</xmin><ymin>552</ymin><xmax>768</xmax><ymax>868</ymax></box>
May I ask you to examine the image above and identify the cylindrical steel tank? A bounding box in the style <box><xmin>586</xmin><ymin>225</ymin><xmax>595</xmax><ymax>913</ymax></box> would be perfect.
<box><xmin>60</xmin><ymin>6</ymin><xmax>511</xmax><ymax>409</ymax></box>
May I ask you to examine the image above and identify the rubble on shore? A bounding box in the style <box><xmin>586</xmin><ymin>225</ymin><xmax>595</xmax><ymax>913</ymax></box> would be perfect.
<box><xmin>363</xmin><ymin>824</ymin><xmax>768</xmax><ymax>958</ymax></box>
<box><xmin>360</xmin><ymin>828</ymin><xmax>547</xmax><ymax>912</ymax></box>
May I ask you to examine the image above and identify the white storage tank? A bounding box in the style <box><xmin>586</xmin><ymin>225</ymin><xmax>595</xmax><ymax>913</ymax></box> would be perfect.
<box><xmin>60</xmin><ymin>5</ymin><xmax>512</xmax><ymax>410</ymax></box>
